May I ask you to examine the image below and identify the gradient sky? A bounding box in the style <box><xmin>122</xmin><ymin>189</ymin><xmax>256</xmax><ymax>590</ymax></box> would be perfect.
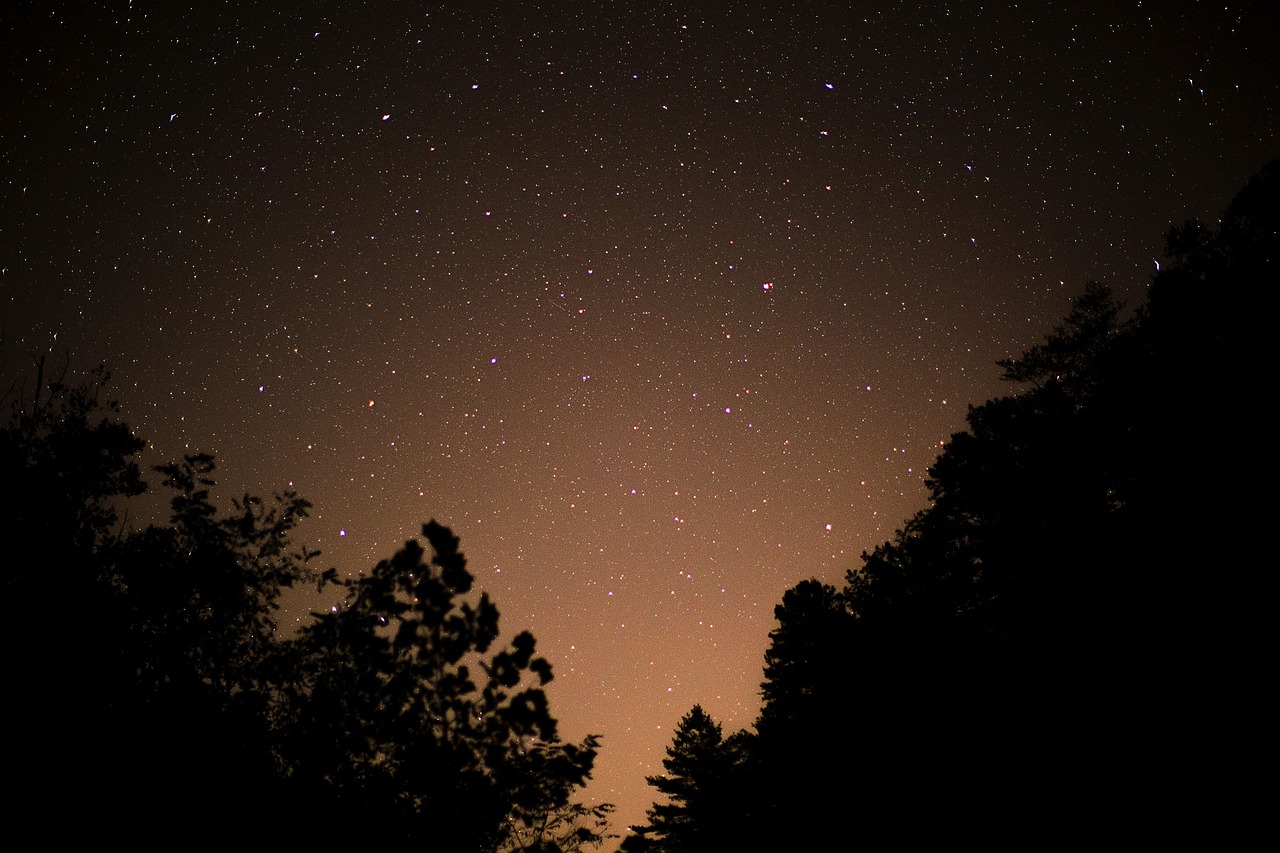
<box><xmin>3</xmin><ymin>1</ymin><xmax>1276</xmax><ymax>842</ymax></box>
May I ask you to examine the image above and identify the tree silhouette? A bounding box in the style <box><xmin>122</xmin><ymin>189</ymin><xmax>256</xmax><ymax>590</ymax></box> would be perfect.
<box><xmin>103</xmin><ymin>452</ymin><xmax>322</xmax><ymax>825</ymax></box>
<box><xmin>634</xmin><ymin>160</ymin><xmax>1277</xmax><ymax>846</ymax></box>
<box><xmin>622</xmin><ymin>705</ymin><xmax>748</xmax><ymax>852</ymax></box>
<box><xmin>498</xmin><ymin>796</ymin><xmax>617</xmax><ymax>853</ymax></box>
<box><xmin>1</xmin><ymin>363</ymin><xmax>331</xmax><ymax>835</ymax></box>
<box><xmin>1</xmin><ymin>359</ymin><xmax>156</xmax><ymax>822</ymax></box>
<box><xmin>1</xmin><ymin>359</ymin><xmax>611</xmax><ymax>849</ymax></box>
<box><xmin>275</xmin><ymin>520</ymin><xmax>608</xmax><ymax>849</ymax></box>
<box><xmin>1</xmin><ymin>359</ymin><xmax>145</xmax><ymax>629</ymax></box>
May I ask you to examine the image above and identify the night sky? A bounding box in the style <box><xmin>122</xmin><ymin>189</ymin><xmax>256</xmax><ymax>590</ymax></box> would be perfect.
<box><xmin>4</xmin><ymin>1</ymin><xmax>1276</xmax><ymax>841</ymax></box>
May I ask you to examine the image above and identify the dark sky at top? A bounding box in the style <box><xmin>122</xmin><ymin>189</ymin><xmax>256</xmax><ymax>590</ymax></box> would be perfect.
<box><xmin>3</xmin><ymin>0</ymin><xmax>1276</xmax><ymax>840</ymax></box>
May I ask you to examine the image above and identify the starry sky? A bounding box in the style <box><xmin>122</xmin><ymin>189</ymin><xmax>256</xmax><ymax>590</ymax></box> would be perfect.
<box><xmin>3</xmin><ymin>0</ymin><xmax>1276</xmax><ymax>842</ymax></box>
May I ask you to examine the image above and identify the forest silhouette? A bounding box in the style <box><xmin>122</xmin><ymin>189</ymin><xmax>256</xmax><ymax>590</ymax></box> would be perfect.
<box><xmin>623</xmin><ymin>161</ymin><xmax>1275</xmax><ymax>850</ymax></box>
<box><xmin>1</xmin><ymin>365</ymin><xmax>611</xmax><ymax>849</ymax></box>
<box><xmin>3</xmin><ymin>162</ymin><xmax>1273</xmax><ymax>849</ymax></box>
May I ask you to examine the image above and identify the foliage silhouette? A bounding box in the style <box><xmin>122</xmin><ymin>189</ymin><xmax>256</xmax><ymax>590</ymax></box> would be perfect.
<box><xmin>628</xmin><ymin>160</ymin><xmax>1277</xmax><ymax>848</ymax></box>
<box><xmin>1</xmin><ymin>359</ymin><xmax>611</xmax><ymax>849</ymax></box>
<box><xmin>622</xmin><ymin>705</ymin><xmax>749</xmax><ymax>852</ymax></box>
<box><xmin>275</xmin><ymin>520</ymin><xmax>609</xmax><ymax>849</ymax></box>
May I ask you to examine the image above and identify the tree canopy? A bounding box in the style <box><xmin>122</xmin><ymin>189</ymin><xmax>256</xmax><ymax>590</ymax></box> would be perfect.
<box><xmin>622</xmin><ymin>705</ymin><xmax>749</xmax><ymax>852</ymax></box>
<box><xmin>1</xmin><ymin>359</ymin><xmax>611</xmax><ymax>850</ymax></box>
<box><xmin>627</xmin><ymin>161</ymin><xmax>1276</xmax><ymax>849</ymax></box>
<box><xmin>275</xmin><ymin>520</ymin><xmax>605</xmax><ymax>848</ymax></box>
